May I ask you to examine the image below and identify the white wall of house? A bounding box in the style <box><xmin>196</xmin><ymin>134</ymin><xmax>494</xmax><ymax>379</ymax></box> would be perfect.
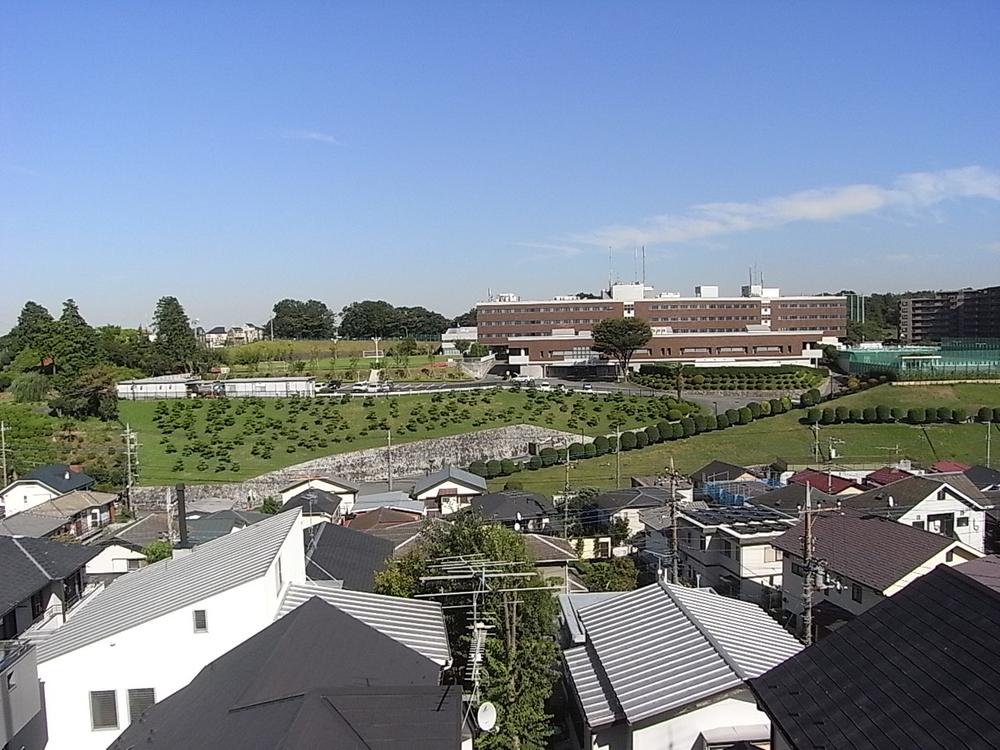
<box><xmin>884</xmin><ymin>542</ymin><xmax>980</xmax><ymax>594</ymax></box>
<box><xmin>439</xmin><ymin>495</ymin><xmax>474</xmax><ymax>515</ymax></box>
<box><xmin>894</xmin><ymin>492</ymin><xmax>986</xmax><ymax>552</ymax></box>
<box><xmin>221</xmin><ymin>379</ymin><xmax>315</xmax><ymax>398</ymax></box>
<box><xmin>38</xmin><ymin>526</ymin><xmax>306</xmax><ymax>750</ymax></box>
<box><xmin>611</xmin><ymin>508</ymin><xmax>649</xmax><ymax>537</ymax></box>
<box><xmin>415</xmin><ymin>480</ymin><xmax>482</xmax><ymax>503</ymax></box>
<box><xmin>279</xmin><ymin>480</ymin><xmax>356</xmax><ymax>514</ymax></box>
<box><xmin>85</xmin><ymin>545</ymin><xmax>147</xmax><ymax>577</ymax></box>
<box><xmin>678</xmin><ymin>523</ymin><xmax>785</xmax><ymax>603</ymax></box>
<box><xmin>0</xmin><ymin>482</ymin><xmax>60</xmax><ymax>515</ymax></box>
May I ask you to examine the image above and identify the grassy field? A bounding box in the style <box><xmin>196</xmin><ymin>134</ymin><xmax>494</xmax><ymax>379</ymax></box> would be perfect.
<box><xmin>121</xmin><ymin>389</ymin><xmax>695</xmax><ymax>485</ymax></box>
<box><xmin>224</xmin><ymin>356</ymin><xmax>469</xmax><ymax>381</ymax></box>
<box><xmin>491</xmin><ymin>383</ymin><xmax>1000</xmax><ymax>495</ymax></box>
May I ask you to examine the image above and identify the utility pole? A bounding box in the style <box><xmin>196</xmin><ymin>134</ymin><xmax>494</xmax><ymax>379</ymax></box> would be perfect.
<box><xmin>987</xmin><ymin>421</ymin><xmax>992</xmax><ymax>469</ymax></box>
<box><xmin>811</xmin><ymin>423</ymin><xmax>820</xmax><ymax>463</ymax></box>
<box><xmin>615</xmin><ymin>424</ymin><xmax>622</xmax><ymax>487</ymax></box>
<box><xmin>801</xmin><ymin>484</ymin><xmax>815</xmax><ymax>646</ymax></box>
<box><xmin>563</xmin><ymin>440</ymin><xmax>572</xmax><ymax>539</ymax></box>
<box><xmin>0</xmin><ymin>421</ymin><xmax>7</xmax><ymax>486</ymax></box>
<box><xmin>387</xmin><ymin>428</ymin><xmax>393</xmax><ymax>491</ymax></box>
<box><xmin>122</xmin><ymin>424</ymin><xmax>139</xmax><ymax>507</ymax></box>
<box><xmin>669</xmin><ymin>456</ymin><xmax>679</xmax><ymax>584</ymax></box>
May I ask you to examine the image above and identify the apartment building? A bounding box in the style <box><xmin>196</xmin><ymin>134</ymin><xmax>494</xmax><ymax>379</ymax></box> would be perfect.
<box><xmin>478</xmin><ymin>282</ymin><xmax>845</xmax><ymax>375</ymax></box>
<box><xmin>899</xmin><ymin>285</ymin><xmax>1000</xmax><ymax>344</ymax></box>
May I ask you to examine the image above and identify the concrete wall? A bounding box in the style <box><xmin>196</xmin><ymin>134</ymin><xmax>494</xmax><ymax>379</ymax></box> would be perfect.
<box><xmin>38</xmin><ymin>523</ymin><xmax>306</xmax><ymax>750</ymax></box>
<box><xmin>131</xmin><ymin>425</ymin><xmax>579</xmax><ymax>510</ymax></box>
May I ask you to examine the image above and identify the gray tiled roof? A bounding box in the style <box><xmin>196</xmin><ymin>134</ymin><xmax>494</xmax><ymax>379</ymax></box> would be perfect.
<box><xmin>277</xmin><ymin>581</ymin><xmax>451</xmax><ymax>666</ymax></box>
<box><xmin>412</xmin><ymin>465</ymin><xmax>488</xmax><ymax>496</ymax></box>
<box><xmin>38</xmin><ymin>509</ymin><xmax>301</xmax><ymax>663</ymax></box>
<box><xmin>569</xmin><ymin>582</ymin><xmax>801</xmax><ymax>725</ymax></box>
<box><xmin>591</xmin><ymin>487</ymin><xmax>678</xmax><ymax>511</ymax></box>
<box><xmin>21</xmin><ymin>464</ymin><xmax>95</xmax><ymax>493</ymax></box>
<box><xmin>0</xmin><ymin>536</ymin><xmax>99</xmax><ymax>614</ymax></box>
<box><xmin>564</xmin><ymin>644</ymin><xmax>622</xmax><ymax>727</ymax></box>
<box><xmin>843</xmin><ymin>474</ymin><xmax>986</xmax><ymax>513</ymax></box>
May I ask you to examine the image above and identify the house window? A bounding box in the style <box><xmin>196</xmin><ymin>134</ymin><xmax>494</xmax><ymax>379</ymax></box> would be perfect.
<box><xmin>765</xmin><ymin>547</ymin><xmax>783</xmax><ymax>563</ymax></box>
<box><xmin>7</xmin><ymin>671</ymin><xmax>16</xmax><ymax>691</ymax></box>
<box><xmin>851</xmin><ymin>584</ymin><xmax>863</xmax><ymax>603</ymax></box>
<box><xmin>957</xmin><ymin>516</ymin><xmax>969</xmax><ymax>527</ymax></box>
<box><xmin>791</xmin><ymin>562</ymin><xmax>806</xmax><ymax>577</ymax></box>
<box><xmin>193</xmin><ymin>609</ymin><xmax>208</xmax><ymax>633</ymax></box>
<box><xmin>127</xmin><ymin>688</ymin><xmax>156</xmax><ymax>724</ymax></box>
<box><xmin>1</xmin><ymin>611</ymin><xmax>16</xmax><ymax>640</ymax></box>
<box><xmin>31</xmin><ymin>591</ymin><xmax>46</xmax><ymax>620</ymax></box>
<box><xmin>275</xmin><ymin>558</ymin><xmax>283</xmax><ymax>595</ymax></box>
<box><xmin>90</xmin><ymin>690</ymin><xmax>119</xmax><ymax>730</ymax></box>
<box><xmin>127</xmin><ymin>559</ymin><xmax>143</xmax><ymax>572</ymax></box>
<box><xmin>912</xmin><ymin>521</ymin><xmax>925</xmax><ymax>530</ymax></box>
<box><xmin>946</xmin><ymin>550</ymin><xmax>955</xmax><ymax>562</ymax></box>
<box><xmin>720</xmin><ymin>540</ymin><xmax>733</xmax><ymax>558</ymax></box>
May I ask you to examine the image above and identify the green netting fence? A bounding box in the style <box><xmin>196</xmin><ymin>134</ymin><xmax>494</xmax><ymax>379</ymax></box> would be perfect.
<box><xmin>843</xmin><ymin>339</ymin><xmax>1000</xmax><ymax>381</ymax></box>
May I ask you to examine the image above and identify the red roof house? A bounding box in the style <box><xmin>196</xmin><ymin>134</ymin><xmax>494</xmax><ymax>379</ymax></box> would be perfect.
<box><xmin>788</xmin><ymin>469</ymin><xmax>865</xmax><ymax>496</ymax></box>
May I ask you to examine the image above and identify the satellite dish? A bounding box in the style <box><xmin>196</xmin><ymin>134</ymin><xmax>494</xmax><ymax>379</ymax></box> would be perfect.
<box><xmin>513</xmin><ymin>522</ymin><xmax>521</xmax><ymax>532</ymax></box>
<box><xmin>515</xmin><ymin>511</ymin><xmax>523</xmax><ymax>521</ymax></box>
<box><xmin>477</xmin><ymin>702</ymin><xmax>498</xmax><ymax>732</ymax></box>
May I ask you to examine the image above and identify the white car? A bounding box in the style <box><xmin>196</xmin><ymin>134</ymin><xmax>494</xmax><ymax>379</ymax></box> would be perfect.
<box><xmin>538</xmin><ymin>381</ymin><xmax>552</xmax><ymax>391</ymax></box>
<box><xmin>582</xmin><ymin>383</ymin><xmax>594</xmax><ymax>392</ymax></box>
<box><xmin>351</xmin><ymin>382</ymin><xmax>369</xmax><ymax>392</ymax></box>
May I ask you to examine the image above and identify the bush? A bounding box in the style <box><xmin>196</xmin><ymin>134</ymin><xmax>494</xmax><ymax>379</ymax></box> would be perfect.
<box><xmin>486</xmin><ymin>460</ymin><xmax>503</xmax><ymax>478</ymax></box>
<box><xmin>540</xmin><ymin>446</ymin><xmax>558</xmax><ymax>466</ymax></box>
<box><xmin>979</xmin><ymin>406</ymin><xmax>994</xmax><ymax>422</ymax></box>
<box><xmin>645</xmin><ymin>426</ymin><xmax>661</xmax><ymax>444</ymax></box>
<box><xmin>671</xmin><ymin>423</ymin><xmax>685</xmax><ymax>439</ymax></box>
<box><xmin>503</xmin><ymin>480</ymin><xmax>523</xmax><ymax>490</ymax></box>
<box><xmin>500</xmin><ymin>458</ymin><xmax>517</xmax><ymax>475</ymax></box>
<box><xmin>820</xmin><ymin>407</ymin><xmax>836</xmax><ymax>425</ymax></box>
<box><xmin>716</xmin><ymin>413</ymin><xmax>730</xmax><ymax>429</ymax></box>
<box><xmin>680</xmin><ymin>418</ymin><xmax>696</xmax><ymax>437</ymax></box>
<box><xmin>667</xmin><ymin>409</ymin><xmax>682</xmax><ymax>421</ymax></box>
<box><xmin>704</xmin><ymin>415</ymin><xmax>718</xmax><ymax>431</ymax></box>
<box><xmin>748</xmin><ymin>402</ymin><xmax>762</xmax><ymax>419</ymax></box>
<box><xmin>936</xmin><ymin>406</ymin><xmax>952</xmax><ymax>423</ymax></box>
<box><xmin>863</xmin><ymin>407</ymin><xmax>877</xmax><ymax>423</ymax></box>
<box><xmin>635</xmin><ymin>431</ymin><xmax>649</xmax><ymax>449</ymax></box>
<box><xmin>876</xmin><ymin>405</ymin><xmax>891</xmax><ymax>422</ymax></box>
<box><xmin>806</xmin><ymin>408</ymin><xmax>822</xmax><ymax>424</ymax></box>
<box><xmin>620</xmin><ymin>431</ymin><xmax>638</xmax><ymax>451</ymax></box>
<box><xmin>10</xmin><ymin>373</ymin><xmax>49</xmax><ymax>403</ymax></box>
<box><xmin>908</xmin><ymin>407</ymin><xmax>925</xmax><ymax>424</ymax></box>
<box><xmin>693</xmin><ymin>415</ymin><xmax>707</xmax><ymax>433</ymax></box>
<box><xmin>758</xmin><ymin>401</ymin><xmax>771</xmax><ymax>416</ymax></box>
<box><xmin>583</xmin><ymin>442</ymin><xmax>597</xmax><ymax>458</ymax></box>
<box><xmin>835</xmin><ymin>406</ymin><xmax>850</xmax><ymax>423</ymax></box>
<box><xmin>891</xmin><ymin>406</ymin><xmax>907</xmax><ymax>421</ymax></box>
<box><xmin>469</xmin><ymin>460</ymin><xmax>488</xmax><ymax>477</ymax></box>
<box><xmin>528</xmin><ymin>455</ymin><xmax>542</xmax><ymax>470</ymax></box>
<box><xmin>725</xmin><ymin>408</ymin><xmax>739</xmax><ymax>425</ymax></box>
<box><xmin>953</xmin><ymin>408</ymin><xmax>968</xmax><ymax>423</ymax></box>
<box><xmin>738</xmin><ymin>407</ymin><xmax>753</xmax><ymax>425</ymax></box>
<box><xmin>568</xmin><ymin>442</ymin><xmax>585</xmax><ymax>460</ymax></box>
<box><xmin>994</xmin><ymin>407</ymin><xmax>1000</xmax><ymax>423</ymax></box>
<box><xmin>593</xmin><ymin>435</ymin><xmax>610</xmax><ymax>455</ymax></box>
<box><xmin>849</xmin><ymin>408</ymin><xmax>864</xmax><ymax>422</ymax></box>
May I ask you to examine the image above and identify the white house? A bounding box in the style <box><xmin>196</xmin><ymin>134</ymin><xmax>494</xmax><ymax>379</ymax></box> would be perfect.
<box><xmin>84</xmin><ymin>542</ymin><xmax>148</xmax><ymax>582</ymax></box>
<box><xmin>773</xmin><ymin>509</ymin><xmax>981</xmax><ymax>639</ymax></box>
<box><xmin>0</xmin><ymin>464</ymin><xmax>96</xmax><ymax>516</ymax></box>
<box><xmin>674</xmin><ymin>507</ymin><xmax>797</xmax><ymax>607</ymax></box>
<box><xmin>591</xmin><ymin>486</ymin><xmax>689</xmax><ymax>538</ymax></box>
<box><xmin>411</xmin><ymin>465</ymin><xmax>488</xmax><ymax>514</ymax></box>
<box><xmin>203</xmin><ymin>326</ymin><xmax>229</xmax><ymax>348</ymax></box>
<box><xmin>279</xmin><ymin>476</ymin><xmax>359</xmax><ymax>515</ymax></box>
<box><xmin>35</xmin><ymin>510</ymin><xmax>308</xmax><ymax>750</ymax></box>
<box><xmin>840</xmin><ymin>473</ymin><xmax>989</xmax><ymax>552</ymax></box>
<box><xmin>560</xmin><ymin>581</ymin><xmax>802</xmax><ymax>750</ymax></box>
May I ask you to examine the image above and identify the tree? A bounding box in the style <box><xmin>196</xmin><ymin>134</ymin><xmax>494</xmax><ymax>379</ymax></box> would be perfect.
<box><xmin>8</xmin><ymin>301</ymin><xmax>54</xmax><ymax>353</ymax></box>
<box><xmin>609</xmin><ymin>517</ymin><xmax>632</xmax><ymax>546</ymax></box>
<box><xmin>375</xmin><ymin>516</ymin><xmax>557</xmax><ymax>750</ymax></box>
<box><xmin>47</xmin><ymin>364</ymin><xmax>122</xmax><ymax>420</ymax></box>
<box><xmin>269</xmin><ymin>299</ymin><xmax>336</xmax><ymax>339</ymax></box>
<box><xmin>10</xmin><ymin>372</ymin><xmax>49</xmax><ymax>402</ymax></box>
<box><xmin>396</xmin><ymin>306</ymin><xmax>451</xmax><ymax>337</ymax></box>
<box><xmin>260</xmin><ymin>497</ymin><xmax>282</xmax><ymax>514</ymax></box>
<box><xmin>451</xmin><ymin>307</ymin><xmax>477</xmax><ymax>327</ymax></box>
<box><xmin>151</xmin><ymin>296</ymin><xmax>197</xmax><ymax>372</ymax></box>
<box><xmin>590</xmin><ymin>318</ymin><xmax>652</xmax><ymax>381</ymax></box>
<box><xmin>577</xmin><ymin>557</ymin><xmax>638</xmax><ymax>592</ymax></box>
<box><xmin>339</xmin><ymin>300</ymin><xmax>401</xmax><ymax>339</ymax></box>
<box><xmin>49</xmin><ymin>299</ymin><xmax>100</xmax><ymax>381</ymax></box>
<box><xmin>142</xmin><ymin>540</ymin><xmax>173</xmax><ymax>563</ymax></box>
<box><xmin>453</xmin><ymin>339</ymin><xmax>473</xmax><ymax>355</ymax></box>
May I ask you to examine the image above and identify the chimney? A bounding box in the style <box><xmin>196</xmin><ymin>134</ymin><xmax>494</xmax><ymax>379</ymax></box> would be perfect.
<box><xmin>68</xmin><ymin>464</ymin><xmax>83</xmax><ymax>473</ymax></box>
<box><xmin>176</xmin><ymin>483</ymin><xmax>190</xmax><ymax>548</ymax></box>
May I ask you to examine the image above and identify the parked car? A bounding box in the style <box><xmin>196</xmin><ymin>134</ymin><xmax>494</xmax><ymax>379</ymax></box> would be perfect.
<box><xmin>582</xmin><ymin>382</ymin><xmax>594</xmax><ymax>392</ymax></box>
<box><xmin>538</xmin><ymin>381</ymin><xmax>552</xmax><ymax>391</ymax></box>
<box><xmin>351</xmin><ymin>381</ymin><xmax>369</xmax><ymax>392</ymax></box>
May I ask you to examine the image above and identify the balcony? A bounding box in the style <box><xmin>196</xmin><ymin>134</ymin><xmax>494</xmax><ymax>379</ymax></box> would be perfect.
<box><xmin>22</xmin><ymin>581</ymin><xmax>105</xmax><ymax>649</ymax></box>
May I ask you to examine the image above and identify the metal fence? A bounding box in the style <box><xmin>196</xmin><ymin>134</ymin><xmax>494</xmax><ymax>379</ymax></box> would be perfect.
<box><xmin>843</xmin><ymin>339</ymin><xmax>1000</xmax><ymax>381</ymax></box>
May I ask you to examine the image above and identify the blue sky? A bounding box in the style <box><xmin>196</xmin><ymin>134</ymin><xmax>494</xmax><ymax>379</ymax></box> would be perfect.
<box><xmin>2</xmin><ymin>1</ymin><xmax>998</xmax><ymax>330</ymax></box>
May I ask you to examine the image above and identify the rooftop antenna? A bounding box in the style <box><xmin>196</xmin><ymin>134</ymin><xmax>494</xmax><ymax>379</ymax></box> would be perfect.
<box><xmin>642</xmin><ymin>246</ymin><xmax>646</xmax><ymax>286</ymax></box>
<box><xmin>608</xmin><ymin>246</ymin><xmax>613</xmax><ymax>291</ymax></box>
<box><xmin>633</xmin><ymin>247</ymin><xmax>638</xmax><ymax>283</ymax></box>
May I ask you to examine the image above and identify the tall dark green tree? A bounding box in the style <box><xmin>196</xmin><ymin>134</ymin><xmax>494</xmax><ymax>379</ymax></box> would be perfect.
<box><xmin>375</xmin><ymin>516</ymin><xmax>557</xmax><ymax>750</ymax></box>
<box><xmin>151</xmin><ymin>296</ymin><xmax>197</xmax><ymax>372</ymax></box>
<box><xmin>8</xmin><ymin>301</ymin><xmax>55</xmax><ymax>353</ymax></box>
<box><xmin>339</xmin><ymin>300</ymin><xmax>402</xmax><ymax>338</ymax></box>
<box><xmin>451</xmin><ymin>307</ymin><xmax>477</xmax><ymax>327</ymax></box>
<box><xmin>396</xmin><ymin>306</ymin><xmax>451</xmax><ymax>337</ymax></box>
<box><xmin>590</xmin><ymin>317</ymin><xmax>652</xmax><ymax>381</ymax></box>
<box><xmin>50</xmin><ymin>299</ymin><xmax>99</xmax><ymax>380</ymax></box>
<box><xmin>269</xmin><ymin>299</ymin><xmax>336</xmax><ymax>339</ymax></box>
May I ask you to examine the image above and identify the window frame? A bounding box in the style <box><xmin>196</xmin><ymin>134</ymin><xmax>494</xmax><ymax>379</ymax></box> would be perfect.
<box><xmin>192</xmin><ymin>609</ymin><xmax>208</xmax><ymax>633</ymax></box>
<box><xmin>127</xmin><ymin>687</ymin><xmax>156</xmax><ymax>724</ymax></box>
<box><xmin>90</xmin><ymin>690</ymin><xmax>119</xmax><ymax>731</ymax></box>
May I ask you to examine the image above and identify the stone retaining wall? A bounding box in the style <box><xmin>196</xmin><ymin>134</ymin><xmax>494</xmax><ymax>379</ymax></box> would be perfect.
<box><xmin>130</xmin><ymin>424</ymin><xmax>584</xmax><ymax>510</ymax></box>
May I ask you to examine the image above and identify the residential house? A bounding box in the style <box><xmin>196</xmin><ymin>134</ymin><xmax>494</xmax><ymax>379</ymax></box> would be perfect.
<box><xmin>965</xmin><ymin>464</ymin><xmax>1000</xmax><ymax>492</ymax></box>
<box><xmin>226</xmin><ymin>323</ymin><xmax>265</xmax><ymax>346</ymax></box>
<box><xmin>351</xmin><ymin>491</ymin><xmax>426</xmax><ymax>518</ymax></box>
<box><xmin>787</xmin><ymin>469</ymin><xmax>864</xmax><ymax>496</ymax></box>
<box><xmin>411</xmin><ymin>465</ymin><xmax>488</xmax><ymax>514</ymax></box>
<box><xmin>560</xmin><ymin>581</ymin><xmax>802</xmax><ymax>750</ymax></box>
<box><xmin>1</xmin><ymin>640</ymin><xmax>47</xmax><ymax>750</ymax></box>
<box><xmin>751</xmin><ymin>557</ymin><xmax>1000</xmax><ymax>749</ymax></box>
<box><xmin>675</xmin><ymin>507</ymin><xmax>797</xmax><ymax>606</ymax></box>
<box><xmin>203</xmin><ymin>326</ymin><xmax>229</xmax><ymax>349</ymax></box>
<box><xmin>749</xmin><ymin>483</ymin><xmax>837</xmax><ymax>518</ymax></box>
<box><xmin>0</xmin><ymin>490</ymin><xmax>118</xmax><ymax>540</ymax></box>
<box><xmin>862</xmin><ymin>465</ymin><xmax>914</xmax><ymax>487</ymax></box>
<box><xmin>35</xmin><ymin>510</ymin><xmax>307</xmax><ymax>750</ymax></box>
<box><xmin>930</xmin><ymin>459</ymin><xmax>970</xmax><ymax>473</ymax></box>
<box><xmin>85</xmin><ymin>541</ymin><xmax>148</xmax><ymax>583</ymax></box>
<box><xmin>114</xmin><ymin>374</ymin><xmax>195</xmax><ymax>401</ymax></box>
<box><xmin>839</xmin><ymin>473</ymin><xmax>989</xmax><ymax>552</ymax></box>
<box><xmin>281</xmin><ymin>488</ymin><xmax>344</xmax><ymax>526</ymax></box>
<box><xmin>0</xmin><ymin>464</ymin><xmax>96</xmax><ymax>516</ymax></box>
<box><xmin>303</xmin><ymin>522</ymin><xmax>395</xmax><ymax>592</ymax></box>
<box><xmin>1</xmin><ymin>536</ymin><xmax>99</xmax><ymax>640</ymax></box>
<box><xmin>186</xmin><ymin>509</ymin><xmax>269</xmax><ymax>544</ymax></box>
<box><xmin>469</xmin><ymin>491</ymin><xmax>553</xmax><ymax>532</ymax></box>
<box><xmin>361</xmin><ymin>518</ymin><xmax>443</xmax><ymax>558</ymax></box>
<box><xmin>589</xmin><ymin>486</ymin><xmax>683</xmax><ymax>537</ymax></box>
<box><xmin>689</xmin><ymin>460</ymin><xmax>760</xmax><ymax>487</ymax></box>
<box><xmin>279</xmin><ymin>476</ymin><xmax>359</xmax><ymax>514</ymax></box>
<box><xmin>772</xmin><ymin>510</ymin><xmax>981</xmax><ymax>639</ymax></box>
<box><xmin>522</xmin><ymin>533</ymin><xmax>584</xmax><ymax>593</ymax></box>
<box><xmin>107</xmin><ymin>597</ymin><xmax>462</xmax><ymax>750</ymax></box>
<box><xmin>348</xmin><ymin>506</ymin><xmax>425</xmax><ymax>532</ymax></box>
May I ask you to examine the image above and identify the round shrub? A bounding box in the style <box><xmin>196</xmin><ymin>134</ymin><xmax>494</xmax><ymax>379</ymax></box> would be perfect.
<box><xmin>568</xmin><ymin>442</ymin><xmax>585</xmax><ymax>460</ymax></box>
<box><xmin>704</xmin><ymin>415</ymin><xmax>718</xmax><ymax>431</ymax></box>
<box><xmin>978</xmin><ymin>406</ymin><xmax>994</xmax><ymax>422</ymax></box>
<box><xmin>863</xmin><ymin>407</ymin><xmax>877</xmax><ymax>423</ymax></box>
<box><xmin>500</xmin><ymin>459</ymin><xmax>517</xmax><ymax>475</ymax></box>
<box><xmin>953</xmin><ymin>408</ymin><xmax>968</xmax><ymax>423</ymax></box>
<box><xmin>593</xmin><ymin>435</ymin><xmax>610</xmax><ymax>455</ymax></box>
<box><xmin>693</xmin><ymin>415</ymin><xmax>707</xmax><ymax>433</ymax></box>
<box><xmin>876</xmin><ymin>405</ymin><xmax>891</xmax><ymax>423</ymax></box>
<box><xmin>891</xmin><ymin>407</ymin><xmax>907</xmax><ymax>421</ymax></box>
<box><xmin>759</xmin><ymin>401</ymin><xmax>772</xmax><ymax>416</ymax></box>
<box><xmin>806</xmin><ymin>408</ymin><xmax>822</xmax><ymax>424</ymax></box>
<box><xmin>738</xmin><ymin>407</ymin><xmax>753</xmax><ymax>425</ymax></box>
<box><xmin>635</xmin><ymin>431</ymin><xmax>649</xmax><ymax>449</ymax></box>
<box><xmin>818</xmin><ymin>407</ymin><xmax>834</xmax><ymax>425</ymax></box>
<box><xmin>620</xmin><ymin>431</ymin><xmax>638</xmax><ymax>451</ymax></box>
<box><xmin>657</xmin><ymin>420</ymin><xmax>672</xmax><ymax>437</ymax></box>
<box><xmin>936</xmin><ymin>407</ymin><xmax>952</xmax><ymax>423</ymax></box>
<box><xmin>849</xmin><ymin>408</ymin><xmax>863</xmax><ymax>422</ymax></box>
<box><xmin>835</xmin><ymin>406</ymin><xmax>849</xmax><ymax>423</ymax></box>
<box><xmin>645</xmin><ymin>426</ymin><xmax>661</xmax><ymax>444</ymax></box>
<box><xmin>528</xmin><ymin>455</ymin><xmax>542</xmax><ymax>470</ymax></box>
<box><xmin>469</xmin><ymin>460</ymin><xmax>488</xmax><ymax>477</ymax></box>
<box><xmin>994</xmin><ymin>408</ymin><xmax>1000</xmax><ymax>423</ymax></box>
<box><xmin>486</xmin><ymin>460</ymin><xmax>503</xmax><ymax>478</ymax></box>
<box><xmin>671</xmin><ymin>423</ymin><xmax>685</xmax><ymax>439</ymax></box>
<box><xmin>540</xmin><ymin>446</ymin><xmax>558</xmax><ymax>466</ymax></box>
<box><xmin>584</xmin><ymin>442</ymin><xmax>597</xmax><ymax>458</ymax></box>
<box><xmin>908</xmin><ymin>407</ymin><xmax>925</xmax><ymax>424</ymax></box>
<box><xmin>748</xmin><ymin>402</ymin><xmax>762</xmax><ymax>419</ymax></box>
<box><xmin>716</xmin><ymin>413</ymin><xmax>730</xmax><ymax>429</ymax></box>
<box><xmin>667</xmin><ymin>409</ymin><xmax>682</xmax><ymax>421</ymax></box>
<box><xmin>725</xmin><ymin>408</ymin><xmax>739</xmax><ymax>425</ymax></box>
<box><xmin>680</xmin><ymin>418</ymin><xmax>696</xmax><ymax>437</ymax></box>
<box><xmin>769</xmin><ymin>399</ymin><xmax>783</xmax><ymax>415</ymax></box>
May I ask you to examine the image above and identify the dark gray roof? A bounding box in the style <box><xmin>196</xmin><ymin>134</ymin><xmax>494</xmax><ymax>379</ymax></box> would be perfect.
<box><xmin>591</xmin><ymin>487</ymin><xmax>678</xmax><ymax>511</ymax></box>
<box><xmin>0</xmin><ymin>536</ymin><xmax>98</xmax><ymax>615</ymax></box>
<box><xmin>751</xmin><ymin>562</ymin><xmax>1000</xmax><ymax>750</ymax></box>
<box><xmin>282</xmin><ymin>488</ymin><xmax>343</xmax><ymax>516</ymax></box>
<box><xmin>470</xmin><ymin>491</ymin><xmax>554</xmax><ymax>522</ymax></box>
<box><xmin>523</xmin><ymin>533</ymin><xmax>577</xmax><ymax>563</ymax></box>
<box><xmin>303</xmin><ymin>522</ymin><xmax>395</xmax><ymax>592</ymax></box>
<box><xmin>411</xmin><ymin>465</ymin><xmax>488</xmax><ymax>496</ymax></box>
<box><xmin>843</xmin><ymin>474</ymin><xmax>986</xmax><ymax>514</ymax></box>
<box><xmin>963</xmin><ymin>465</ymin><xmax>1000</xmax><ymax>491</ymax></box>
<box><xmin>689</xmin><ymin>460</ymin><xmax>757</xmax><ymax>484</ymax></box>
<box><xmin>362</xmin><ymin>518</ymin><xmax>444</xmax><ymax>556</ymax></box>
<box><xmin>750</xmin><ymin>483</ymin><xmax>837</xmax><ymax>517</ymax></box>
<box><xmin>681</xmin><ymin>507</ymin><xmax>797</xmax><ymax>535</ymax></box>
<box><xmin>187</xmin><ymin>510</ymin><xmax>269</xmax><ymax>544</ymax></box>
<box><xmin>113</xmin><ymin>513</ymin><xmax>170</xmax><ymax>548</ymax></box>
<box><xmin>771</xmin><ymin>511</ymin><xmax>958</xmax><ymax>591</ymax></box>
<box><xmin>953</xmin><ymin>555</ymin><xmax>1000</xmax><ymax>593</ymax></box>
<box><xmin>20</xmin><ymin>464</ymin><xmax>95</xmax><ymax>493</ymax></box>
<box><xmin>205</xmin><ymin>326</ymin><xmax>227</xmax><ymax>334</ymax></box>
<box><xmin>109</xmin><ymin>597</ymin><xmax>461</xmax><ymax>750</ymax></box>
<box><xmin>0</xmin><ymin>512</ymin><xmax>69</xmax><ymax>537</ymax></box>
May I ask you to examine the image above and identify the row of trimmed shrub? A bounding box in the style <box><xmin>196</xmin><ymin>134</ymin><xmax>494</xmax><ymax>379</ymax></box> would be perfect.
<box><xmin>467</xmin><ymin>396</ymin><xmax>797</xmax><ymax>479</ymax></box>
<box><xmin>802</xmin><ymin>405</ymin><xmax>1000</xmax><ymax>426</ymax></box>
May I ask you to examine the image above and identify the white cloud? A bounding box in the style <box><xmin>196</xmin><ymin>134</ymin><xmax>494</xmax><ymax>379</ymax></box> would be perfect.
<box><xmin>569</xmin><ymin>166</ymin><xmax>1000</xmax><ymax>248</ymax></box>
<box><xmin>284</xmin><ymin>130</ymin><xmax>341</xmax><ymax>145</ymax></box>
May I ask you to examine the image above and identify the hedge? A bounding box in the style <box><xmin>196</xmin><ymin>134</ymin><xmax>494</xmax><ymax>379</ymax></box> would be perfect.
<box><xmin>620</xmin><ymin>431</ymin><xmax>637</xmax><ymax>451</ymax></box>
<box><xmin>593</xmin><ymin>435</ymin><xmax>610</xmax><ymax>455</ymax></box>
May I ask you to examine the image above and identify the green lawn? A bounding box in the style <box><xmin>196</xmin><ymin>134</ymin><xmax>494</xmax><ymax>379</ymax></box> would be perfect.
<box><xmin>121</xmin><ymin>389</ymin><xmax>695</xmax><ymax>485</ymax></box>
<box><xmin>225</xmin><ymin>355</ymin><xmax>466</xmax><ymax>381</ymax></box>
<box><xmin>492</xmin><ymin>383</ymin><xmax>1000</xmax><ymax>495</ymax></box>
